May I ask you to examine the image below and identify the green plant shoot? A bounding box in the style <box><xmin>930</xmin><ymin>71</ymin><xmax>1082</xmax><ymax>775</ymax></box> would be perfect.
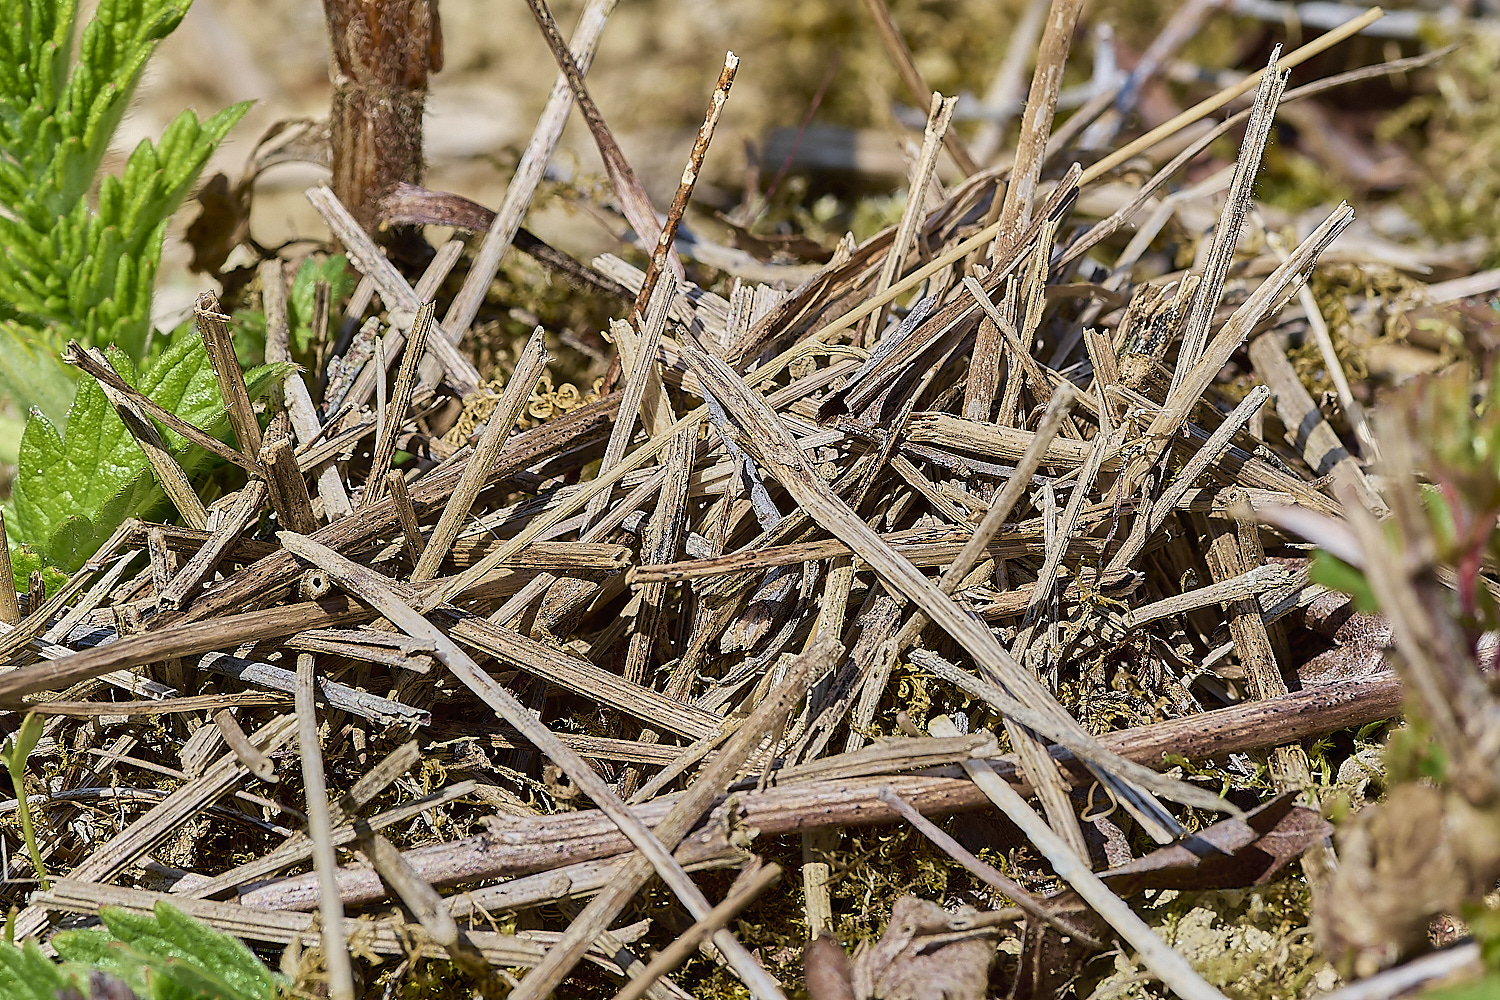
<box><xmin>0</xmin><ymin>714</ymin><xmax>48</xmax><ymax>891</ymax></box>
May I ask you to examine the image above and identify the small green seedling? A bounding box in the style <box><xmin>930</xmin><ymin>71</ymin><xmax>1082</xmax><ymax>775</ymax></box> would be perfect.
<box><xmin>0</xmin><ymin>714</ymin><xmax>47</xmax><ymax>890</ymax></box>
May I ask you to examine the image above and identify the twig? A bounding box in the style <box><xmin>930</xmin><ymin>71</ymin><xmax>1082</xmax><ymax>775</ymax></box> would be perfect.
<box><xmin>632</xmin><ymin>51</ymin><xmax>738</xmax><ymax>323</ymax></box>
<box><xmin>295</xmin><ymin>654</ymin><xmax>355</xmax><ymax>1000</ymax></box>
<box><xmin>214</xmin><ymin>709</ymin><xmax>278</xmax><ymax>783</ymax></box>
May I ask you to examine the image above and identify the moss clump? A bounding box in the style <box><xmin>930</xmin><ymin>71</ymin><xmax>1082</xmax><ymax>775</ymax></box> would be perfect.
<box><xmin>1084</xmin><ymin>882</ymin><xmax>1334</xmax><ymax>1000</ymax></box>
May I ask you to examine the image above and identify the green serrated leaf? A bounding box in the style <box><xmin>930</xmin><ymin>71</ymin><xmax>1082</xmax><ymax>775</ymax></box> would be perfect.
<box><xmin>10</xmin><ymin>333</ymin><xmax>288</xmax><ymax>580</ymax></box>
<box><xmin>53</xmin><ymin>928</ymin><xmax>143</xmax><ymax>990</ymax></box>
<box><xmin>0</xmin><ymin>321</ymin><xmax>78</xmax><ymax>429</ymax></box>
<box><xmin>0</xmin><ymin>938</ymin><xmax>70</xmax><ymax>1000</ymax></box>
<box><xmin>70</xmin><ymin>903</ymin><xmax>278</xmax><ymax>1000</ymax></box>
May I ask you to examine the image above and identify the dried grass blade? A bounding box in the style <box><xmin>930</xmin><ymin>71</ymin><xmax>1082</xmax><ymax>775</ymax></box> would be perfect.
<box><xmin>1171</xmin><ymin>50</ymin><xmax>1286</xmax><ymax>391</ymax></box>
<box><xmin>261</xmin><ymin>260</ymin><xmax>352</xmax><ymax>518</ymax></box>
<box><xmin>413</xmin><ymin>327</ymin><xmax>548</xmax><ymax>582</ymax></box>
<box><xmin>363</xmin><ymin>301</ymin><xmax>434</xmax><ymax>507</ymax></box>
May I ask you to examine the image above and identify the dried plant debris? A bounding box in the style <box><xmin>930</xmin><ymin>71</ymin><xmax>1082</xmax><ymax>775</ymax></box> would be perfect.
<box><xmin>6</xmin><ymin>2</ymin><xmax>1500</xmax><ymax>999</ymax></box>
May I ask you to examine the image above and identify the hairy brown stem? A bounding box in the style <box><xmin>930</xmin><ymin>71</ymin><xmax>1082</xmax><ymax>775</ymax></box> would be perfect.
<box><xmin>322</xmin><ymin>0</ymin><xmax>442</xmax><ymax>249</ymax></box>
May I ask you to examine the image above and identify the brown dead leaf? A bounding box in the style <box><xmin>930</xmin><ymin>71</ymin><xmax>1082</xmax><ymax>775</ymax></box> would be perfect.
<box><xmin>851</xmin><ymin>896</ymin><xmax>998</xmax><ymax>1000</ymax></box>
<box><xmin>184</xmin><ymin>118</ymin><xmax>332</xmax><ymax>277</ymax></box>
<box><xmin>1095</xmin><ymin>791</ymin><xmax>1330</xmax><ymax>897</ymax></box>
<box><xmin>184</xmin><ymin>172</ymin><xmax>252</xmax><ymax>277</ymax></box>
<box><xmin>805</xmin><ymin>935</ymin><xmax>858</xmax><ymax>1000</ymax></box>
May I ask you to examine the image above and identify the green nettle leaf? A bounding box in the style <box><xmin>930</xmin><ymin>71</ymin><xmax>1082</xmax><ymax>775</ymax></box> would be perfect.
<box><xmin>289</xmin><ymin>254</ymin><xmax>355</xmax><ymax>354</ymax></box>
<box><xmin>0</xmin><ymin>321</ymin><xmax>79</xmax><ymax>429</ymax></box>
<box><xmin>8</xmin><ymin>332</ymin><xmax>289</xmax><ymax>588</ymax></box>
<box><xmin>0</xmin><ymin>938</ymin><xmax>70</xmax><ymax>1000</ymax></box>
<box><xmin>51</xmin><ymin>903</ymin><xmax>279</xmax><ymax>1000</ymax></box>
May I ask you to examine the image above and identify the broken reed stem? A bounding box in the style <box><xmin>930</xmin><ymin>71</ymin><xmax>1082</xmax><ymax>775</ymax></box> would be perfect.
<box><xmin>90</xmin><ymin>358</ymin><xmax>210</xmax><ymax>531</ymax></box>
<box><xmin>610</xmin><ymin>862</ymin><xmax>785</xmax><ymax>1000</ymax></box>
<box><xmin>412</xmin><ymin>327</ymin><xmax>548</xmax><ymax>582</ymax></box>
<box><xmin>357</xmin><ymin>826</ymin><xmax>501</xmax><ymax>993</ymax></box>
<box><xmin>1172</xmin><ymin>49</ymin><xmax>1286</xmax><ymax>392</ymax></box>
<box><xmin>295</xmin><ymin>653</ymin><xmax>355</xmax><ymax>1000</ymax></box>
<box><xmin>387</xmin><ymin>470</ymin><xmax>426</xmax><ymax>563</ymax></box>
<box><xmin>586</xmin><ymin>281</ymin><xmax>676</xmax><ymax>527</ymax></box>
<box><xmin>0</xmin><ymin>510</ymin><xmax>20</xmax><ymax>625</ymax></box>
<box><xmin>966</xmin><ymin>0</ymin><xmax>1082</xmax><ymax>418</ymax></box>
<box><xmin>62</xmin><ymin>341</ymin><xmax>259</xmax><ymax>475</ymax></box>
<box><xmin>195</xmin><ymin>293</ymin><xmax>265</xmax><ymax>462</ymax></box>
<box><xmin>363</xmin><ymin>301</ymin><xmax>435</xmax><ymax>507</ymax></box>
<box><xmin>928</xmin><ymin>715</ymin><xmax>1230</xmax><ymax>1000</ymax></box>
<box><xmin>214</xmin><ymin>709</ymin><xmax>278</xmax><ymax>783</ymax></box>
<box><xmin>262</xmin><ymin>259</ymin><xmax>352</xmax><ymax>520</ymax></box>
<box><xmin>158</xmin><ymin>480</ymin><xmax>268</xmax><ymax>612</ymax></box>
<box><xmin>277</xmin><ymin>531</ymin><xmax>788</xmax><ymax>1000</ymax></box>
<box><xmin>988</xmin><ymin>0</ymin><xmax>1086</xmax><ymax>249</ymax></box>
<box><xmin>867</xmin><ymin>93</ymin><xmax>954</xmax><ymax>347</ymax></box>
<box><xmin>261</xmin><ymin>418</ymin><xmax>319</xmax><ymax>536</ymax></box>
